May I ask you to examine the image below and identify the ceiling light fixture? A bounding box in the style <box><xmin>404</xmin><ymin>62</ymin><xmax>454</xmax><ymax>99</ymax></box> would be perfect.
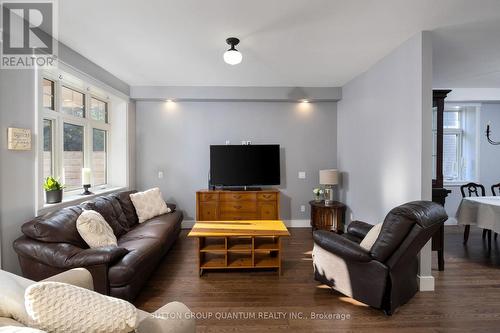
<box><xmin>223</xmin><ymin>37</ymin><xmax>242</xmax><ymax>65</ymax></box>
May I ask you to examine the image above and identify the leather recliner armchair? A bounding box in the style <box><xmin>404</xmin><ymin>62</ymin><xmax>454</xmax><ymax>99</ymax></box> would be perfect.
<box><xmin>312</xmin><ymin>201</ymin><xmax>448</xmax><ymax>315</ymax></box>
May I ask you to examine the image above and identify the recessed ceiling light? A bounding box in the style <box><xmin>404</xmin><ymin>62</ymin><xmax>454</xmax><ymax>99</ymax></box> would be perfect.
<box><xmin>166</xmin><ymin>99</ymin><xmax>173</xmax><ymax>103</ymax></box>
<box><xmin>223</xmin><ymin>37</ymin><xmax>242</xmax><ymax>65</ymax></box>
<box><xmin>300</xmin><ymin>99</ymin><xmax>310</xmax><ymax>103</ymax></box>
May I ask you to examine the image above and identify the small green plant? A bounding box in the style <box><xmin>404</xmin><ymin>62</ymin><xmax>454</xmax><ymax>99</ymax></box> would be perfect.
<box><xmin>43</xmin><ymin>176</ymin><xmax>64</xmax><ymax>191</ymax></box>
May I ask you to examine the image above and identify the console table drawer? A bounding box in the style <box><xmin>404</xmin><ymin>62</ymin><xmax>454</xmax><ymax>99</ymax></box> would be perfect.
<box><xmin>220</xmin><ymin>202</ymin><xmax>257</xmax><ymax>213</ymax></box>
<box><xmin>196</xmin><ymin>190</ymin><xmax>279</xmax><ymax>221</ymax></box>
<box><xmin>220</xmin><ymin>193</ymin><xmax>256</xmax><ymax>202</ymax></box>
<box><xmin>199</xmin><ymin>193</ymin><xmax>219</xmax><ymax>202</ymax></box>
<box><xmin>199</xmin><ymin>202</ymin><xmax>218</xmax><ymax>220</ymax></box>
<box><xmin>257</xmin><ymin>193</ymin><xmax>277</xmax><ymax>201</ymax></box>
<box><xmin>220</xmin><ymin>212</ymin><xmax>257</xmax><ymax>220</ymax></box>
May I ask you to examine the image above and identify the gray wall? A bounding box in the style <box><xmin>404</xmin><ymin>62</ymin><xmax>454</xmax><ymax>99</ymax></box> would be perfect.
<box><xmin>135</xmin><ymin>101</ymin><xmax>337</xmax><ymax>221</ymax></box>
<box><xmin>336</xmin><ymin>31</ymin><xmax>435</xmax><ymax>290</ymax></box>
<box><xmin>337</xmin><ymin>31</ymin><xmax>433</xmax><ymax>224</ymax></box>
<box><xmin>0</xmin><ymin>69</ymin><xmax>37</xmax><ymax>274</ymax></box>
<box><xmin>0</xmin><ymin>42</ymin><xmax>130</xmax><ymax>273</ymax></box>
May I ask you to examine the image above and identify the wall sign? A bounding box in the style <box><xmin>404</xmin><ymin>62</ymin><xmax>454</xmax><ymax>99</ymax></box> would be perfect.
<box><xmin>7</xmin><ymin>127</ymin><xmax>32</xmax><ymax>151</ymax></box>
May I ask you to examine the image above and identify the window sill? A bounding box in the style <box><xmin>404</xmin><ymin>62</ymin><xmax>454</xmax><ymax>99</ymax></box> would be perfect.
<box><xmin>38</xmin><ymin>186</ymin><xmax>127</xmax><ymax>216</ymax></box>
<box><xmin>444</xmin><ymin>181</ymin><xmax>476</xmax><ymax>187</ymax></box>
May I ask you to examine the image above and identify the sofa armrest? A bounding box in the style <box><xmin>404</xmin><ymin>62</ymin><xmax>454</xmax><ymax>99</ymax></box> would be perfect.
<box><xmin>313</xmin><ymin>230</ymin><xmax>372</xmax><ymax>262</ymax></box>
<box><xmin>137</xmin><ymin>302</ymin><xmax>195</xmax><ymax>333</ymax></box>
<box><xmin>42</xmin><ymin>268</ymin><xmax>94</xmax><ymax>291</ymax></box>
<box><xmin>14</xmin><ymin>237</ymin><xmax>128</xmax><ymax>268</ymax></box>
<box><xmin>347</xmin><ymin>220</ymin><xmax>374</xmax><ymax>239</ymax></box>
<box><xmin>166</xmin><ymin>202</ymin><xmax>176</xmax><ymax>211</ymax></box>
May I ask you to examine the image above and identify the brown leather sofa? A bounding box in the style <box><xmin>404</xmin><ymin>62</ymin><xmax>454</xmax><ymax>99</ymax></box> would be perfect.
<box><xmin>13</xmin><ymin>190</ymin><xmax>183</xmax><ymax>301</ymax></box>
<box><xmin>312</xmin><ymin>201</ymin><xmax>448</xmax><ymax>315</ymax></box>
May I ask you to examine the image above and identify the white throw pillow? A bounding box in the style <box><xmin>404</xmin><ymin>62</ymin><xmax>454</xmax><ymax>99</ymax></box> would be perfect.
<box><xmin>76</xmin><ymin>210</ymin><xmax>117</xmax><ymax>248</ymax></box>
<box><xmin>359</xmin><ymin>223</ymin><xmax>383</xmax><ymax>251</ymax></box>
<box><xmin>24</xmin><ymin>282</ymin><xmax>137</xmax><ymax>333</ymax></box>
<box><xmin>130</xmin><ymin>188</ymin><xmax>171</xmax><ymax>223</ymax></box>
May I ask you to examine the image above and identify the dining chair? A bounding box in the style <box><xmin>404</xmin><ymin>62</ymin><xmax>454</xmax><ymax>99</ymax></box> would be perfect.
<box><xmin>460</xmin><ymin>183</ymin><xmax>488</xmax><ymax>245</ymax></box>
<box><xmin>490</xmin><ymin>183</ymin><xmax>500</xmax><ymax>240</ymax></box>
<box><xmin>491</xmin><ymin>183</ymin><xmax>500</xmax><ymax>196</ymax></box>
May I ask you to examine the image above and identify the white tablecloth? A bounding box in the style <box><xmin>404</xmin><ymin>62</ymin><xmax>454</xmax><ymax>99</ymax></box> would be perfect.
<box><xmin>456</xmin><ymin>196</ymin><xmax>500</xmax><ymax>234</ymax></box>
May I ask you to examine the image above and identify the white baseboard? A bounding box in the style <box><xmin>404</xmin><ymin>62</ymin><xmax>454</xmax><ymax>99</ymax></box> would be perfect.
<box><xmin>445</xmin><ymin>217</ymin><xmax>457</xmax><ymax>225</ymax></box>
<box><xmin>181</xmin><ymin>219</ymin><xmax>311</xmax><ymax>229</ymax></box>
<box><xmin>417</xmin><ymin>275</ymin><xmax>435</xmax><ymax>291</ymax></box>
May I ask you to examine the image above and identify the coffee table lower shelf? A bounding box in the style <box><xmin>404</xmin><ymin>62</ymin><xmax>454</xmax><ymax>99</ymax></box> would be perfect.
<box><xmin>196</xmin><ymin>236</ymin><xmax>284</xmax><ymax>276</ymax></box>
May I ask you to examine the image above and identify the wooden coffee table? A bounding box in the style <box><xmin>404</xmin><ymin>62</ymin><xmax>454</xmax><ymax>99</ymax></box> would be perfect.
<box><xmin>188</xmin><ymin>220</ymin><xmax>290</xmax><ymax>276</ymax></box>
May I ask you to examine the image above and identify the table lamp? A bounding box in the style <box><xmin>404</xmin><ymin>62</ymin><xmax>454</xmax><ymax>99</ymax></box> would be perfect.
<box><xmin>320</xmin><ymin>169</ymin><xmax>338</xmax><ymax>206</ymax></box>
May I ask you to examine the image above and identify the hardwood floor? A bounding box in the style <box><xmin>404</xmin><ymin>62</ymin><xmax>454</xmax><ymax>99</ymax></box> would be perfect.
<box><xmin>134</xmin><ymin>226</ymin><xmax>500</xmax><ymax>332</ymax></box>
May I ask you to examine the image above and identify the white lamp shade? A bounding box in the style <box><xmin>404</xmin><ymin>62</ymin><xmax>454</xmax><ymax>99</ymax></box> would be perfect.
<box><xmin>223</xmin><ymin>50</ymin><xmax>242</xmax><ymax>65</ymax></box>
<box><xmin>319</xmin><ymin>169</ymin><xmax>338</xmax><ymax>185</ymax></box>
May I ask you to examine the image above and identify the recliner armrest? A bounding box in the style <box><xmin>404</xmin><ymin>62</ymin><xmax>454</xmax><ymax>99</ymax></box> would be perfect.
<box><xmin>14</xmin><ymin>236</ymin><xmax>128</xmax><ymax>268</ymax></box>
<box><xmin>347</xmin><ymin>220</ymin><xmax>374</xmax><ymax>239</ymax></box>
<box><xmin>313</xmin><ymin>230</ymin><xmax>372</xmax><ymax>262</ymax></box>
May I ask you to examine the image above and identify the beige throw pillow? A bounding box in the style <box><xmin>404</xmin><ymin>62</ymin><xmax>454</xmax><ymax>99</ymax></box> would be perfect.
<box><xmin>24</xmin><ymin>282</ymin><xmax>137</xmax><ymax>333</ymax></box>
<box><xmin>359</xmin><ymin>223</ymin><xmax>383</xmax><ymax>251</ymax></box>
<box><xmin>76</xmin><ymin>210</ymin><xmax>117</xmax><ymax>248</ymax></box>
<box><xmin>130</xmin><ymin>188</ymin><xmax>171</xmax><ymax>223</ymax></box>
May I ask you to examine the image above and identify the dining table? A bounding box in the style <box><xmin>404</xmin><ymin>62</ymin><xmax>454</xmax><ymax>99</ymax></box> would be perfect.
<box><xmin>456</xmin><ymin>196</ymin><xmax>500</xmax><ymax>235</ymax></box>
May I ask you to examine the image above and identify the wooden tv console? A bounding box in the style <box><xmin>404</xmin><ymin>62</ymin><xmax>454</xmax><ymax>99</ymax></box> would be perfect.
<box><xmin>196</xmin><ymin>189</ymin><xmax>280</xmax><ymax>221</ymax></box>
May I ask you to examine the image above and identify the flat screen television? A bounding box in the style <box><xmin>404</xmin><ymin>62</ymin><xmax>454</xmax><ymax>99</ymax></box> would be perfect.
<box><xmin>210</xmin><ymin>145</ymin><xmax>280</xmax><ymax>187</ymax></box>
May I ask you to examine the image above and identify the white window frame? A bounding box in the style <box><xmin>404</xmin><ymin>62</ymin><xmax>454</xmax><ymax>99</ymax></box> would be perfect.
<box><xmin>39</xmin><ymin>72</ymin><xmax>111</xmax><ymax>198</ymax></box>
<box><xmin>438</xmin><ymin>104</ymin><xmax>481</xmax><ymax>185</ymax></box>
<box><xmin>442</xmin><ymin>127</ymin><xmax>463</xmax><ymax>181</ymax></box>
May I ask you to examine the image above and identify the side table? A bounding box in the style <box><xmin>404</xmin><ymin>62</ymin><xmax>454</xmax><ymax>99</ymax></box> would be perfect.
<box><xmin>309</xmin><ymin>200</ymin><xmax>346</xmax><ymax>234</ymax></box>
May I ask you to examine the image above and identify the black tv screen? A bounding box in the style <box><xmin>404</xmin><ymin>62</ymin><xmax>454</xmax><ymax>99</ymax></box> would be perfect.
<box><xmin>210</xmin><ymin>145</ymin><xmax>280</xmax><ymax>186</ymax></box>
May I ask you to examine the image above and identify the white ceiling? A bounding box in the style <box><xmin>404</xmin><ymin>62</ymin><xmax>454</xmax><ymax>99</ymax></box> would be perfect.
<box><xmin>58</xmin><ymin>0</ymin><xmax>500</xmax><ymax>87</ymax></box>
<box><xmin>433</xmin><ymin>19</ymin><xmax>500</xmax><ymax>88</ymax></box>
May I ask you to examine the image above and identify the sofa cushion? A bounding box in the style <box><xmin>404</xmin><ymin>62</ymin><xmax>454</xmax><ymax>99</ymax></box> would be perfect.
<box><xmin>110</xmin><ymin>190</ymin><xmax>139</xmax><ymax>227</ymax></box>
<box><xmin>25</xmin><ymin>282</ymin><xmax>137</xmax><ymax>333</ymax></box>
<box><xmin>130</xmin><ymin>188</ymin><xmax>170</xmax><ymax>223</ymax></box>
<box><xmin>21</xmin><ymin>206</ymin><xmax>87</xmax><ymax>248</ymax></box>
<box><xmin>0</xmin><ymin>326</ymin><xmax>45</xmax><ymax>332</ymax></box>
<box><xmin>119</xmin><ymin>211</ymin><xmax>183</xmax><ymax>244</ymax></box>
<box><xmin>109</xmin><ymin>238</ymin><xmax>163</xmax><ymax>287</ymax></box>
<box><xmin>0</xmin><ymin>269</ymin><xmax>33</xmax><ymax>325</ymax></box>
<box><xmin>81</xmin><ymin>197</ymin><xmax>129</xmax><ymax>237</ymax></box>
<box><xmin>76</xmin><ymin>210</ymin><xmax>118</xmax><ymax>248</ymax></box>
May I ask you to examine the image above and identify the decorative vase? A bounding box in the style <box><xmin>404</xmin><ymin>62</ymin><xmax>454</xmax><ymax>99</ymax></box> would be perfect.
<box><xmin>45</xmin><ymin>189</ymin><xmax>63</xmax><ymax>204</ymax></box>
<box><xmin>313</xmin><ymin>194</ymin><xmax>322</xmax><ymax>202</ymax></box>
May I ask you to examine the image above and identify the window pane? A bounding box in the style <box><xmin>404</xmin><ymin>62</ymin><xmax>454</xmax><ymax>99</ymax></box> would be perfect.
<box><xmin>61</xmin><ymin>86</ymin><xmax>85</xmax><ymax>118</ymax></box>
<box><xmin>90</xmin><ymin>98</ymin><xmax>108</xmax><ymax>123</ymax></box>
<box><xmin>43</xmin><ymin>79</ymin><xmax>54</xmax><ymax>110</ymax></box>
<box><xmin>443</xmin><ymin>134</ymin><xmax>458</xmax><ymax>180</ymax></box>
<box><xmin>63</xmin><ymin>123</ymin><xmax>84</xmax><ymax>189</ymax></box>
<box><xmin>43</xmin><ymin>119</ymin><xmax>53</xmax><ymax>178</ymax></box>
<box><xmin>444</xmin><ymin>111</ymin><xmax>460</xmax><ymax>129</ymax></box>
<box><xmin>92</xmin><ymin>129</ymin><xmax>107</xmax><ymax>185</ymax></box>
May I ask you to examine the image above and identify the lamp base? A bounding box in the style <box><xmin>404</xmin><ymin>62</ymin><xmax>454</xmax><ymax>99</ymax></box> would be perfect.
<box><xmin>324</xmin><ymin>187</ymin><xmax>334</xmax><ymax>206</ymax></box>
<box><xmin>81</xmin><ymin>184</ymin><xmax>93</xmax><ymax>195</ymax></box>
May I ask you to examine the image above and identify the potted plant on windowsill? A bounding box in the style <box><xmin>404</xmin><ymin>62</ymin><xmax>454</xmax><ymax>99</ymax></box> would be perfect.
<box><xmin>44</xmin><ymin>176</ymin><xmax>64</xmax><ymax>204</ymax></box>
